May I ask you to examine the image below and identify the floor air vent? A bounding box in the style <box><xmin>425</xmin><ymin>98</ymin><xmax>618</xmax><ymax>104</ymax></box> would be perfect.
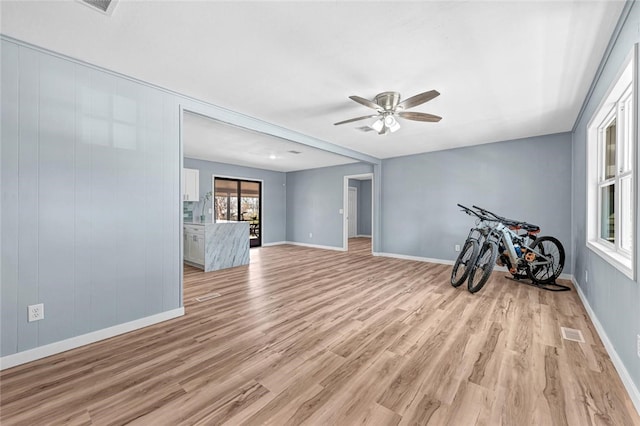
<box><xmin>560</xmin><ymin>327</ymin><xmax>585</xmax><ymax>343</ymax></box>
<box><xmin>195</xmin><ymin>293</ymin><xmax>221</xmax><ymax>302</ymax></box>
<box><xmin>79</xmin><ymin>0</ymin><xmax>118</xmax><ymax>15</ymax></box>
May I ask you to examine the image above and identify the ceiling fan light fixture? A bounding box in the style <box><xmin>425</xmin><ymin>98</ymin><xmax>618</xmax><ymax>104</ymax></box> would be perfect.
<box><xmin>371</xmin><ymin>118</ymin><xmax>384</xmax><ymax>133</ymax></box>
<box><xmin>384</xmin><ymin>115</ymin><xmax>400</xmax><ymax>133</ymax></box>
<box><xmin>335</xmin><ymin>89</ymin><xmax>440</xmax><ymax>134</ymax></box>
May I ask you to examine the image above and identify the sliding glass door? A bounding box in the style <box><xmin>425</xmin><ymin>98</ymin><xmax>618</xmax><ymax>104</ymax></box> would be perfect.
<box><xmin>214</xmin><ymin>177</ymin><xmax>262</xmax><ymax>247</ymax></box>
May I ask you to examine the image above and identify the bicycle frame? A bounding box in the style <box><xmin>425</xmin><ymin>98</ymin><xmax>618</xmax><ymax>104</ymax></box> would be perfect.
<box><xmin>456</xmin><ymin>203</ymin><xmax>566</xmax><ymax>291</ymax></box>
<box><xmin>488</xmin><ymin>223</ymin><xmax>554</xmax><ymax>272</ymax></box>
<box><xmin>457</xmin><ymin>204</ymin><xmax>497</xmax><ymax>246</ymax></box>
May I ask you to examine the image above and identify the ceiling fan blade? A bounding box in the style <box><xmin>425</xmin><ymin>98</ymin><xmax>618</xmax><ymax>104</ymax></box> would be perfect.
<box><xmin>397</xmin><ymin>111</ymin><xmax>442</xmax><ymax>122</ymax></box>
<box><xmin>349</xmin><ymin>95</ymin><xmax>383</xmax><ymax>111</ymax></box>
<box><xmin>397</xmin><ymin>90</ymin><xmax>440</xmax><ymax>110</ymax></box>
<box><xmin>334</xmin><ymin>114</ymin><xmax>379</xmax><ymax>126</ymax></box>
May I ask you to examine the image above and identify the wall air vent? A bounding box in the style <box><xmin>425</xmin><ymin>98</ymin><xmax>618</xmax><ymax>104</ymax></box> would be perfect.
<box><xmin>79</xmin><ymin>0</ymin><xmax>119</xmax><ymax>15</ymax></box>
<box><xmin>287</xmin><ymin>150</ymin><xmax>302</xmax><ymax>154</ymax></box>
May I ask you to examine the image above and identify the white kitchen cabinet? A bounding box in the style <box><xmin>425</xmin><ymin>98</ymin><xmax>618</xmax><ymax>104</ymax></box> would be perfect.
<box><xmin>184</xmin><ymin>225</ymin><xmax>205</xmax><ymax>265</ymax></box>
<box><xmin>182</xmin><ymin>168</ymin><xmax>199</xmax><ymax>202</ymax></box>
<box><xmin>183</xmin><ymin>231</ymin><xmax>191</xmax><ymax>262</ymax></box>
<box><xmin>191</xmin><ymin>234</ymin><xmax>205</xmax><ymax>265</ymax></box>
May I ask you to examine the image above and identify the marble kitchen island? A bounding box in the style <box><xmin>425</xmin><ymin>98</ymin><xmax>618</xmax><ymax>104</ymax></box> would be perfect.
<box><xmin>183</xmin><ymin>222</ymin><xmax>250</xmax><ymax>272</ymax></box>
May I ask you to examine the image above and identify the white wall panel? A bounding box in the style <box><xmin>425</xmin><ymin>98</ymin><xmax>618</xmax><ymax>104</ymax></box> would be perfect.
<box><xmin>1</xmin><ymin>40</ymin><xmax>20</xmax><ymax>357</ymax></box>
<box><xmin>38</xmin><ymin>53</ymin><xmax>77</xmax><ymax>345</ymax></box>
<box><xmin>74</xmin><ymin>64</ymin><xmax>94</xmax><ymax>336</ymax></box>
<box><xmin>16</xmin><ymin>47</ymin><xmax>40</xmax><ymax>351</ymax></box>
<box><xmin>0</xmin><ymin>40</ymin><xmax>182</xmax><ymax>358</ymax></box>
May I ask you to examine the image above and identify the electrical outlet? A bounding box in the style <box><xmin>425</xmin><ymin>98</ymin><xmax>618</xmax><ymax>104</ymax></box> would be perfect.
<box><xmin>28</xmin><ymin>303</ymin><xmax>44</xmax><ymax>322</ymax></box>
<box><xmin>208</xmin><ymin>208</ymin><xmax>212</xmax><ymax>214</ymax></box>
<box><xmin>585</xmin><ymin>270</ymin><xmax>588</xmax><ymax>283</ymax></box>
<box><xmin>455</xmin><ymin>244</ymin><xmax>461</xmax><ymax>252</ymax></box>
<box><xmin>637</xmin><ymin>334</ymin><xmax>640</xmax><ymax>359</ymax></box>
<box><xmin>309</xmin><ymin>233</ymin><xmax>313</xmax><ymax>238</ymax></box>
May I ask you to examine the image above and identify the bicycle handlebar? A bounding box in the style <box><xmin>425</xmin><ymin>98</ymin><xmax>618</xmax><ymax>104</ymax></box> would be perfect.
<box><xmin>457</xmin><ymin>204</ymin><xmax>496</xmax><ymax>223</ymax></box>
<box><xmin>472</xmin><ymin>204</ymin><xmax>540</xmax><ymax>232</ymax></box>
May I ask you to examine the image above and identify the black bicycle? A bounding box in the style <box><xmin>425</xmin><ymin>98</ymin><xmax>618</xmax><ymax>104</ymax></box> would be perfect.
<box><xmin>450</xmin><ymin>205</ymin><xmax>496</xmax><ymax>287</ymax></box>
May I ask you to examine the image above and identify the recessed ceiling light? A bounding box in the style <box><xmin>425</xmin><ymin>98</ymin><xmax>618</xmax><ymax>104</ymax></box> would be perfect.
<box><xmin>269</xmin><ymin>154</ymin><xmax>277</xmax><ymax>160</ymax></box>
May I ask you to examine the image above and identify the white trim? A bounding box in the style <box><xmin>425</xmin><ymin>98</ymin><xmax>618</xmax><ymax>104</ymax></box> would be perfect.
<box><xmin>586</xmin><ymin>45</ymin><xmax>637</xmax><ymax>282</ymax></box>
<box><xmin>356</xmin><ymin>234</ymin><xmax>372</xmax><ymax>238</ymax></box>
<box><xmin>586</xmin><ymin>241</ymin><xmax>634</xmax><ymax>280</ymax></box>
<box><xmin>373</xmin><ymin>252</ymin><xmax>455</xmax><ymax>265</ymax></box>
<box><xmin>283</xmin><ymin>241</ymin><xmax>346</xmax><ymax>251</ymax></box>
<box><xmin>0</xmin><ymin>308</ymin><xmax>185</xmax><ymax>371</ymax></box>
<box><xmin>373</xmin><ymin>252</ymin><xmax>574</xmax><ymax>282</ymax></box>
<box><xmin>261</xmin><ymin>241</ymin><xmax>287</xmax><ymax>247</ymax></box>
<box><xmin>0</xmin><ymin>36</ymin><xmax>380</xmax><ymax>167</ymax></box>
<box><xmin>572</xmin><ymin>277</ymin><xmax>640</xmax><ymax>416</ymax></box>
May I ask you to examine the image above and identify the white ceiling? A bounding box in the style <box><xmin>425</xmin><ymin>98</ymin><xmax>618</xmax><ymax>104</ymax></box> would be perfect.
<box><xmin>1</xmin><ymin>0</ymin><xmax>626</xmax><ymax>168</ymax></box>
<box><xmin>183</xmin><ymin>112</ymin><xmax>357</xmax><ymax>172</ymax></box>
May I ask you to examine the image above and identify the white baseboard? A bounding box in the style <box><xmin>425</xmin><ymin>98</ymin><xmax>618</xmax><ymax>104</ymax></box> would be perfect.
<box><xmin>572</xmin><ymin>277</ymin><xmax>640</xmax><ymax>416</ymax></box>
<box><xmin>0</xmin><ymin>307</ymin><xmax>185</xmax><ymax>371</ymax></box>
<box><xmin>373</xmin><ymin>252</ymin><xmax>455</xmax><ymax>265</ymax></box>
<box><xmin>283</xmin><ymin>241</ymin><xmax>346</xmax><ymax>251</ymax></box>
<box><xmin>374</xmin><ymin>252</ymin><xmax>575</xmax><ymax>282</ymax></box>
<box><xmin>261</xmin><ymin>241</ymin><xmax>287</xmax><ymax>247</ymax></box>
<box><xmin>355</xmin><ymin>235</ymin><xmax>372</xmax><ymax>238</ymax></box>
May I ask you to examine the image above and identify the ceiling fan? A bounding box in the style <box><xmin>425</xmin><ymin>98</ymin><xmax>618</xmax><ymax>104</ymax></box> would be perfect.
<box><xmin>334</xmin><ymin>90</ymin><xmax>441</xmax><ymax>135</ymax></box>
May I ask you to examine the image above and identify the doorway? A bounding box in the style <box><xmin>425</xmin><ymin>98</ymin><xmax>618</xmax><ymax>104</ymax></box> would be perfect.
<box><xmin>343</xmin><ymin>173</ymin><xmax>374</xmax><ymax>252</ymax></box>
<box><xmin>213</xmin><ymin>177</ymin><xmax>262</xmax><ymax>248</ymax></box>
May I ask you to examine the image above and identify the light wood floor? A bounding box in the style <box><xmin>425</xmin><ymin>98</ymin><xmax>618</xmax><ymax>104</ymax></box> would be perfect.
<box><xmin>1</xmin><ymin>237</ymin><xmax>638</xmax><ymax>425</ymax></box>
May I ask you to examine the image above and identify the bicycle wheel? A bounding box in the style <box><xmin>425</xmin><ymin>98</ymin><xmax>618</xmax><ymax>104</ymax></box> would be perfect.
<box><xmin>467</xmin><ymin>241</ymin><xmax>498</xmax><ymax>293</ymax></box>
<box><xmin>526</xmin><ymin>236</ymin><xmax>565</xmax><ymax>284</ymax></box>
<box><xmin>451</xmin><ymin>239</ymin><xmax>479</xmax><ymax>287</ymax></box>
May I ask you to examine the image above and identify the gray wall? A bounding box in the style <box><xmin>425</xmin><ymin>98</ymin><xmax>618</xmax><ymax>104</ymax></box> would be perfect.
<box><xmin>571</xmin><ymin>2</ymin><xmax>640</xmax><ymax>392</ymax></box>
<box><xmin>183</xmin><ymin>158</ymin><xmax>287</xmax><ymax>244</ymax></box>
<box><xmin>1</xmin><ymin>40</ymin><xmax>181</xmax><ymax>357</ymax></box>
<box><xmin>348</xmin><ymin>178</ymin><xmax>372</xmax><ymax>236</ymax></box>
<box><xmin>359</xmin><ymin>179</ymin><xmax>372</xmax><ymax>236</ymax></box>
<box><xmin>287</xmin><ymin>163</ymin><xmax>373</xmax><ymax>248</ymax></box>
<box><xmin>381</xmin><ymin>132</ymin><xmax>573</xmax><ymax>271</ymax></box>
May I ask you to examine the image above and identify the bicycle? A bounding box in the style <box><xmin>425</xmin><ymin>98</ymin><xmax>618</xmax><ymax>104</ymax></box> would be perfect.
<box><xmin>466</xmin><ymin>206</ymin><xmax>566</xmax><ymax>293</ymax></box>
<box><xmin>450</xmin><ymin>204</ymin><xmax>498</xmax><ymax>287</ymax></box>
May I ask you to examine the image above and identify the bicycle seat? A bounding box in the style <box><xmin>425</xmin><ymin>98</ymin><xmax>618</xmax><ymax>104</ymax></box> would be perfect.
<box><xmin>520</xmin><ymin>222</ymin><xmax>540</xmax><ymax>232</ymax></box>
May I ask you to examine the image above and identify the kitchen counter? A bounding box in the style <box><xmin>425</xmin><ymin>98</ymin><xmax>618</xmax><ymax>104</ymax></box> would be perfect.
<box><xmin>183</xmin><ymin>222</ymin><xmax>250</xmax><ymax>272</ymax></box>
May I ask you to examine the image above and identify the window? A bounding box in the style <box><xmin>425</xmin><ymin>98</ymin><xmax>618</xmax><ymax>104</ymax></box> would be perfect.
<box><xmin>587</xmin><ymin>49</ymin><xmax>637</xmax><ymax>280</ymax></box>
<box><xmin>213</xmin><ymin>177</ymin><xmax>262</xmax><ymax>248</ymax></box>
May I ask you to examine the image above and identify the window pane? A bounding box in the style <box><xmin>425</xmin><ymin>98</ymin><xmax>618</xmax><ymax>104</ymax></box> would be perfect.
<box><xmin>621</xmin><ymin>95</ymin><xmax>633</xmax><ymax>172</ymax></box>
<box><xmin>240</xmin><ymin>181</ymin><xmax>260</xmax><ymax>221</ymax></box>
<box><xmin>214</xmin><ymin>196</ymin><xmax>227</xmax><ymax>221</ymax></box>
<box><xmin>620</xmin><ymin>176</ymin><xmax>633</xmax><ymax>251</ymax></box>
<box><xmin>604</xmin><ymin>119</ymin><xmax>616</xmax><ymax>179</ymax></box>
<box><xmin>600</xmin><ymin>184</ymin><xmax>615</xmax><ymax>243</ymax></box>
<box><xmin>229</xmin><ymin>196</ymin><xmax>238</xmax><ymax>221</ymax></box>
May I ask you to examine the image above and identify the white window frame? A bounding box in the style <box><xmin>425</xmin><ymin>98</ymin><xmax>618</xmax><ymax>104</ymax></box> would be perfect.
<box><xmin>586</xmin><ymin>45</ymin><xmax>637</xmax><ymax>281</ymax></box>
